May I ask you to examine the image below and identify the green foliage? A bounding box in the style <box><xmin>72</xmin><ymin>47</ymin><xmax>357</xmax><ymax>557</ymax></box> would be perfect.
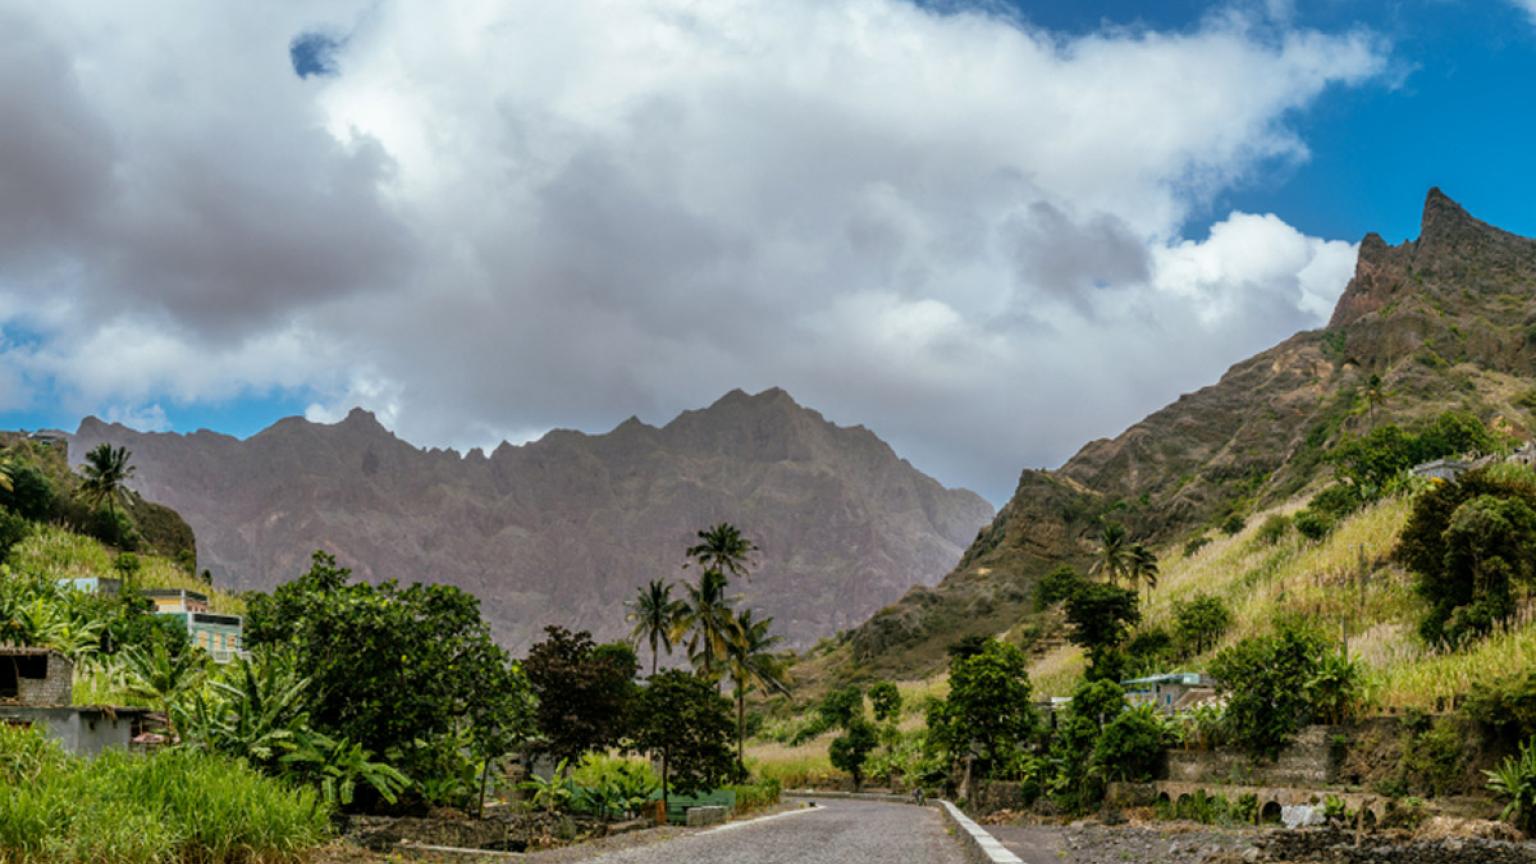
<box><xmin>1209</xmin><ymin>623</ymin><xmax>1359</xmax><ymax>757</ymax></box>
<box><xmin>1465</xmin><ymin>671</ymin><xmax>1536</xmax><ymax>744</ymax></box>
<box><xmin>245</xmin><ymin>551</ymin><xmax>533</xmax><ymax>790</ymax></box>
<box><xmin>1172</xmin><ymin>593</ymin><xmax>1232</xmax><ymax>657</ymax></box>
<box><xmin>78</xmin><ymin>443</ymin><xmax>136</xmax><ymax>515</ymax></box>
<box><xmin>1064</xmin><ymin>580</ymin><xmax>1140</xmax><ymax>676</ymax></box>
<box><xmin>0</xmin><ymin>462</ymin><xmax>55</xmax><ymax>522</ymax></box>
<box><xmin>525</xmin><ymin>625</ymin><xmax>637</xmax><ymax>764</ymax></box>
<box><xmin>1396</xmin><ymin>715</ymin><xmax>1467</xmax><ymax>798</ymax></box>
<box><xmin>1045</xmin><ymin>679</ymin><xmax>1125</xmax><ymax>811</ymax></box>
<box><xmin>1220</xmin><ymin>514</ymin><xmax>1246</xmax><ymax>536</ymax></box>
<box><xmin>0</xmin><ymin>507</ymin><xmax>31</xmax><ymax>563</ymax></box>
<box><xmin>929</xmin><ymin>638</ymin><xmax>1037</xmax><ymax>779</ymax></box>
<box><xmin>0</xmin><ymin>723</ymin><xmax>329</xmax><ymax>863</ymax></box>
<box><xmin>1035</xmin><ymin>564</ymin><xmax>1084</xmax><ymax>610</ymax></box>
<box><xmin>626</xmin><ymin>578</ymin><xmax>685</xmax><ymax>674</ymax></box>
<box><xmin>1293</xmin><ymin>508</ymin><xmax>1336</xmax><ymax>541</ymax></box>
<box><xmin>1487</xmin><ymin>738</ymin><xmax>1536</xmax><ymax>833</ymax></box>
<box><xmin>867</xmin><ymin>680</ymin><xmax>902</xmax><ymax>723</ymax></box>
<box><xmin>631</xmin><ymin>670</ymin><xmax>738</xmax><ymax>805</ymax></box>
<box><xmin>729</xmin><ymin>778</ymin><xmax>782</xmax><ymax>814</ymax></box>
<box><xmin>1182</xmin><ymin>535</ymin><xmax>1212</xmax><ymax>558</ymax></box>
<box><xmin>818</xmin><ymin>684</ymin><xmax>865</xmax><ymax>730</ymax></box>
<box><xmin>1396</xmin><ymin>467</ymin><xmax>1536</xmax><ymax>646</ymax></box>
<box><xmin>86</xmin><ymin>507</ymin><xmax>140</xmax><ymax>551</ymax></box>
<box><xmin>1093</xmin><ymin>703</ymin><xmax>1173</xmax><ymax>783</ymax></box>
<box><xmin>1255</xmin><ymin>514</ymin><xmax>1291</xmax><ymax>545</ymax></box>
<box><xmin>828</xmin><ymin>717</ymin><xmax>879</xmax><ymax>790</ymax></box>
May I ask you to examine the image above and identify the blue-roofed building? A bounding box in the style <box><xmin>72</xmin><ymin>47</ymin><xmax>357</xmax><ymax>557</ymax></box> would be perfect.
<box><xmin>1122</xmin><ymin>672</ymin><xmax>1218</xmax><ymax>714</ymax></box>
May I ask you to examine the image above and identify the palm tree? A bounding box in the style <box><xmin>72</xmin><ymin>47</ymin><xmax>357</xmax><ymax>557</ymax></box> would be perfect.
<box><xmin>1128</xmin><ymin>543</ymin><xmax>1160</xmax><ymax>602</ymax></box>
<box><xmin>1092</xmin><ymin>523</ymin><xmax>1131</xmax><ymax>585</ymax></box>
<box><xmin>685</xmin><ymin>523</ymin><xmax>758</xmax><ymax>581</ymax></box>
<box><xmin>80</xmin><ymin>443</ymin><xmax>136</xmax><ymax>515</ymax></box>
<box><xmin>627</xmin><ymin>579</ymin><xmax>684</xmax><ymax>675</ymax></box>
<box><xmin>725</xmin><ymin>609</ymin><xmax>788</xmax><ymax>768</ymax></box>
<box><xmin>678</xmin><ymin>568</ymin><xmax>736</xmax><ymax>683</ymax></box>
<box><xmin>1363</xmin><ymin>373</ymin><xmax>1387</xmax><ymax>429</ymax></box>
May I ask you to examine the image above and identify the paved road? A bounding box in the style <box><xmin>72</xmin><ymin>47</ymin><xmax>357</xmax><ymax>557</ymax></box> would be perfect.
<box><xmin>580</xmin><ymin>798</ymin><xmax>967</xmax><ymax>864</ymax></box>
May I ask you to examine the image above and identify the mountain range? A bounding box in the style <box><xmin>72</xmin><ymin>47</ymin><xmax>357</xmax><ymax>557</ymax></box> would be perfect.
<box><xmin>69</xmin><ymin>388</ymin><xmax>993</xmax><ymax>651</ymax></box>
<box><xmin>839</xmin><ymin>188</ymin><xmax>1536</xmax><ymax>677</ymax></box>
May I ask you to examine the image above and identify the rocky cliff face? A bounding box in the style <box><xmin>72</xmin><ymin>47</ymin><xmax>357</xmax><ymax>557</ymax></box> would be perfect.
<box><xmin>845</xmin><ymin>189</ymin><xmax>1536</xmax><ymax>676</ymax></box>
<box><xmin>69</xmin><ymin>388</ymin><xmax>993</xmax><ymax>651</ymax></box>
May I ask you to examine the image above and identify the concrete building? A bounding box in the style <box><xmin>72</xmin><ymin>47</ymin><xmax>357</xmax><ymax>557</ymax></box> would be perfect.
<box><xmin>1123</xmin><ymin>672</ymin><xmax>1218</xmax><ymax>713</ymax></box>
<box><xmin>57</xmin><ymin>576</ymin><xmax>122</xmax><ymax>596</ymax></box>
<box><xmin>145</xmin><ymin>589</ymin><xmax>246</xmax><ymax>663</ymax></box>
<box><xmin>1410</xmin><ymin>458</ymin><xmax>1474</xmax><ymax>482</ymax></box>
<box><xmin>0</xmin><ymin>646</ymin><xmax>148</xmax><ymax>754</ymax></box>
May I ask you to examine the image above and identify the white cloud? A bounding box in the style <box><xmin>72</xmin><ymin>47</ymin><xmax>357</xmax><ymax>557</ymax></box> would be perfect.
<box><xmin>0</xmin><ymin>0</ymin><xmax>1389</xmax><ymax>502</ymax></box>
<box><xmin>1514</xmin><ymin>1</ymin><xmax>1536</xmax><ymax>25</ymax></box>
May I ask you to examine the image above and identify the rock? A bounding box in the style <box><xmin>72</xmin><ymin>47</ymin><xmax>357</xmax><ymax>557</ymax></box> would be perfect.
<box><xmin>71</xmin><ymin>389</ymin><xmax>993</xmax><ymax>652</ymax></box>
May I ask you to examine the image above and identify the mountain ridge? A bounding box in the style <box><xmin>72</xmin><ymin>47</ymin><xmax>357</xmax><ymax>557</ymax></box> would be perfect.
<box><xmin>838</xmin><ymin>188</ymin><xmax>1536</xmax><ymax>678</ymax></box>
<box><xmin>70</xmin><ymin>388</ymin><xmax>994</xmax><ymax>652</ymax></box>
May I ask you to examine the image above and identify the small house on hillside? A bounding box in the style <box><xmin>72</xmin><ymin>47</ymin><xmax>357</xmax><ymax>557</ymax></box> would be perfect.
<box><xmin>0</xmin><ymin>645</ymin><xmax>149</xmax><ymax>755</ymax></box>
<box><xmin>146</xmin><ymin>591</ymin><xmax>244</xmax><ymax>662</ymax></box>
<box><xmin>1122</xmin><ymin>672</ymin><xmax>1218</xmax><ymax>714</ymax></box>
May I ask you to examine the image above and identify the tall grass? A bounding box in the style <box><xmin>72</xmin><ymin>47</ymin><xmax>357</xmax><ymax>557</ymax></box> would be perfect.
<box><xmin>0</xmin><ymin>725</ymin><xmax>328</xmax><ymax>864</ymax></box>
<box><xmin>745</xmin><ymin>735</ymin><xmax>842</xmax><ymax>789</ymax></box>
<box><xmin>11</xmin><ymin>525</ymin><xmax>245</xmax><ymax>614</ymax></box>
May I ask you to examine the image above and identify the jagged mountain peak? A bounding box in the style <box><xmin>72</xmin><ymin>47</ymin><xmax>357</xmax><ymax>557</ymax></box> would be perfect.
<box><xmin>67</xmin><ymin>390</ymin><xmax>993</xmax><ymax>652</ymax></box>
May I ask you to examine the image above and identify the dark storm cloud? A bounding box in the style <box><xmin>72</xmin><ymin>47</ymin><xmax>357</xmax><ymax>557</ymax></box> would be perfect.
<box><xmin>0</xmin><ymin>1</ymin><xmax>1386</xmax><ymax>504</ymax></box>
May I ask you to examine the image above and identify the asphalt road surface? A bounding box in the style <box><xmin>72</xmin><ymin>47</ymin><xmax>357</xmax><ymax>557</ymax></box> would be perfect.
<box><xmin>581</xmin><ymin>798</ymin><xmax>968</xmax><ymax>864</ymax></box>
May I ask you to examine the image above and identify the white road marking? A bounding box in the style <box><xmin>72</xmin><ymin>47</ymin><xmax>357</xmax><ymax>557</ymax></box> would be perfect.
<box><xmin>701</xmin><ymin>804</ymin><xmax>828</xmax><ymax>834</ymax></box>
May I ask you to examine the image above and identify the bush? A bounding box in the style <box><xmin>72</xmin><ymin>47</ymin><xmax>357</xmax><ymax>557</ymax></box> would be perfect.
<box><xmin>1093</xmin><ymin>704</ymin><xmax>1171</xmax><ymax>783</ymax></box>
<box><xmin>86</xmin><ymin>508</ymin><xmax>140</xmax><ymax>551</ymax></box>
<box><xmin>1255</xmin><ymin>514</ymin><xmax>1291</xmax><ymax>545</ymax></box>
<box><xmin>1035</xmin><ymin>564</ymin><xmax>1084</xmax><ymax>609</ymax></box>
<box><xmin>0</xmin><ymin>463</ymin><xmax>55</xmax><ymax>521</ymax></box>
<box><xmin>1209</xmin><ymin>623</ymin><xmax>1350</xmax><ymax>758</ymax></box>
<box><xmin>1293</xmin><ymin>508</ymin><xmax>1335</xmax><ymax>541</ymax></box>
<box><xmin>0</xmin><ymin>723</ymin><xmax>329</xmax><ymax>863</ymax></box>
<box><xmin>1172</xmin><ymin>594</ymin><xmax>1231</xmax><ymax>658</ymax></box>
<box><xmin>730</xmin><ymin>778</ymin><xmax>782</xmax><ymax>814</ymax></box>
<box><xmin>1220</xmin><ymin>514</ymin><xmax>1246</xmax><ymax>536</ymax></box>
<box><xmin>0</xmin><ymin>507</ymin><xmax>31</xmax><ymax>563</ymax></box>
<box><xmin>1487</xmin><ymin>737</ymin><xmax>1536</xmax><ymax>834</ymax></box>
<box><xmin>1182</xmin><ymin>535</ymin><xmax>1212</xmax><ymax>558</ymax></box>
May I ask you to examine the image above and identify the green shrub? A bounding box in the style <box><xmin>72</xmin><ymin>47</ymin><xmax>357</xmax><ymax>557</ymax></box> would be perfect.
<box><xmin>0</xmin><ymin>463</ymin><xmax>55</xmax><ymax>522</ymax></box>
<box><xmin>1219</xmin><ymin>514</ymin><xmax>1246</xmax><ymax>536</ymax></box>
<box><xmin>1092</xmin><ymin>704</ymin><xmax>1171</xmax><ymax>783</ymax></box>
<box><xmin>1035</xmin><ymin>564</ymin><xmax>1084</xmax><ymax>609</ymax></box>
<box><xmin>1293</xmin><ymin>508</ymin><xmax>1335</xmax><ymax>541</ymax></box>
<box><xmin>0</xmin><ymin>507</ymin><xmax>31</xmax><ymax>563</ymax></box>
<box><xmin>1255</xmin><ymin>515</ymin><xmax>1291</xmax><ymax>545</ymax></box>
<box><xmin>1182</xmin><ymin>536</ymin><xmax>1212</xmax><ymax>558</ymax></box>
<box><xmin>1487</xmin><ymin>738</ymin><xmax>1536</xmax><ymax>833</ymax></box>
<box><xmin>1209</xmin><ymin>623</ymin><xmax>1348</xmax><ymax>758</ymax></box>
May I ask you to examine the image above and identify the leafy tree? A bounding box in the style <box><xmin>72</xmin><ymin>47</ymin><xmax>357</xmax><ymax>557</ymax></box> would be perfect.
<box><xmin>524</xmin><ymin>625</ymin><xmax>637</xmax><ymax>765</ymax></box>
<box><xmin>1208</xmin><ymin>623</ymin><xmax>1343</xmax><ymax>758</ymax></box>
<box><xmin>627</xmin><ymin>579</ymin><xmax>684</xmax><ymax>675</ymax></box>
<box><xmin>631</xmin><ymin>670</ymin><xmax>737</xmax><ymax>811</ymax></box>
<box><xmin>1172</xmin><ymin>594</ymin><xmax>1232</xmax><ymax>657</ymax></box>
<box><xmin>1093</xmin><ymin>703</ymin><xmax>1172</xmax><ymax>783</ymax></box>
<box><xmin>1182</xmin><ymin>535</ymin><xmax>1212</xmax><ymax>558</ymax></box>
<box><xmin>79</xmin><ymin>443</ymin><xmax>136</xmax><ymax>515</ymax></box>
<box><xmin>930</xmin><ymin>639</ymin><xmax>1037</xmax><ymax>779</ymax></box>
<box><xmin>1396</xmin><ymin>468</ymin><xmax>1536</xmax><ymax>646</ymax></box>
<box><xmin>945</xmin><ymin>634</ymin><xmax>989</xmax><ymax>661</ymax></box>
<box><xmin>1091</xmin><ymin>523</ymin><xmax>1130</xmax><ymax>585</ymax></box>
<box><xmin>818</xmin><ymin>685</ymin><xmax>865</xmax><ymax>730</ymax></box>
<box><xmin>868</xmin><ymin>681</ymin><xmax>902</xmax><ymax>723</ymax></box>
<box><xmin>829</xmin><ymin>717</ymin><xmax>879</xmax><ymax>791</ymax></box>
<box><xmin>1064</xmin><ymin>581</ymin><xmax>1140</xmax><ymax>677</ymax></box>
<box><xmin>1047</xmin><ymin>679</ymin><xmax>1124</xmax><ymax>811</ymax></box>
<box><xmin>0</xmin><ymin>462</ymin><xmax>54</xmax><ymax>521</ymax></box>
<box><xmin>685</xmin><ymin>523</ymin><xmax>758</xmax><ymax>581</ymax></box>
<box><xmin>1035</xmin><ymin>564</ymin><xmax>1084</xmax><ymax>610</ymax></box>
<box><xmin>1127</xmin><ymin>543</ymin><xmax>1159</xmax><ymax>600</ymax></box>
<box><xmin>245</xmin><ymin>551</ymin><xmax>531</xmax><ymax>785</ymax></box>
<box><xmin>123</xmin><ymin>640</ymin><xmax>208</xmax><ymax>735</ymax></box>
<box><xmin>1292</xmin><ymin>508</ymin><xmax>1335</xmax><ymax>541</ymax></box>
<box><xmin>724</xmin><ymin>609</ymin><xmax>787</xmax><ymax>767</ymax></box>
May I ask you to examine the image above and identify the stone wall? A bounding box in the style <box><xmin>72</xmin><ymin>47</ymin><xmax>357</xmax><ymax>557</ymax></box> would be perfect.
<box><xmin>4</xmin><ymin>652</ymin><xmax>74</xmax><ymax>707</ymax></box>
<box><xmin>1167</xmin><ymin>725</ymin><xmax>1337</xmax><ymax>787</ymax></box>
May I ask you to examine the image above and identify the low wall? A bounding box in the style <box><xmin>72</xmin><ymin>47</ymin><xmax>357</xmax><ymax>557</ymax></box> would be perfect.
<box><xmin>938</xmin><ymin>800</ymin><xmax>1023</xmax><ymax>864</ymax></box>
<box><xmin>1167</xmin><ymin>725</ymin><xmax>1337</xmax><ymax>787</ymax></box>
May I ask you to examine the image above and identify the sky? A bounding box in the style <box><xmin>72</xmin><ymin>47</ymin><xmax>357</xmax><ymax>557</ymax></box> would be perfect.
<box><xmin>2</xmin><ymin>0</ymin><xmax>1535</xmax><ymax>505</ymax></box>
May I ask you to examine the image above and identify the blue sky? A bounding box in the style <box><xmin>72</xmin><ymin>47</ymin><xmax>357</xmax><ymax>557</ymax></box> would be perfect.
<box><xmin>3</xmin><ymin>0</ymin><xmax>1535</xmax><ymax>501</ymax></box>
